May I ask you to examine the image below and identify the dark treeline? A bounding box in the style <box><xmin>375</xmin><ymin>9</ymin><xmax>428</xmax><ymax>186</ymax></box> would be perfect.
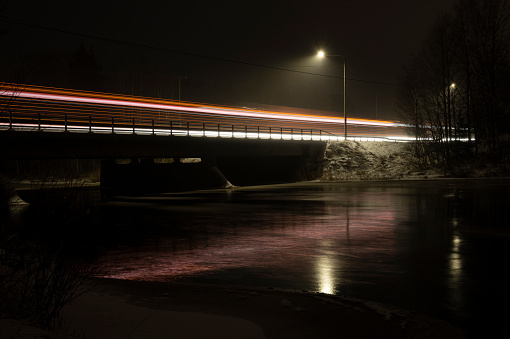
<box><xmin>398</xmin><ymin>0</ymin><xmax>510</xmax><ymax>174</ymax></box>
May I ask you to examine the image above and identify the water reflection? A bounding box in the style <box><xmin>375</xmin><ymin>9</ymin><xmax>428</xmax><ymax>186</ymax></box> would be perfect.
<box><xmin>76</xmin><ymin>180</ymin><xmax>510</xmax><ymax>335</ymax></box>
<box><xmin>316</xmin><ymin>240</ymin><xmax>340</xmax><ymax>294</ymax></box>
<box><xmin>448</xmin><ymin>233</ymin><xmax>463</xmax><ymax>311</ymax></box>
<box><xmin>449</xmin><ymin>235</ymin><xmax>462</xmax><ymax>272</ymax></box>
<box><xmin>100</xmin><ymin>183</ymin><xmax>404</xmax><ymax>296</ymax></box>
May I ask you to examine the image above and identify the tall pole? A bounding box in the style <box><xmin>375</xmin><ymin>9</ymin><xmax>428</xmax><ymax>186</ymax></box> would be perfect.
<box><xmin>343</xmin><ymin>58</ymin><xmax>346</xmax><ymax>140</ymax></box>
<box><xmin>317</xmin><ymin>51</ymin><xmax>347</xmax><ymax>140</ymax></box>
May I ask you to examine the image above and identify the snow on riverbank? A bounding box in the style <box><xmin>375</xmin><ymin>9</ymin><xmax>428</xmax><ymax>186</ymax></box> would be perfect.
<box><xmin>320</xmin><ymin>141</ymin><xmax>440</xmax><ymax>181</ymax></box>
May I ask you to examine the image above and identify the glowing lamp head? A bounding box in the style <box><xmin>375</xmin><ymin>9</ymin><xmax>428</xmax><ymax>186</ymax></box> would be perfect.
<box><xmin>450</xmin><ymin>83</ymin><xmax>456</xmax><ymax>89</ymax></box>
<box><xmin>317</xmin><ymin>50</ymin><xmax>325</xmax><ymax>58</ymax></box>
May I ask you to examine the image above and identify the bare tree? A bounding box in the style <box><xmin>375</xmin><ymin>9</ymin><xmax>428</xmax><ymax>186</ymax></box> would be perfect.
<box><xmin>0</xmin><ymin>237</ymin><xmax>96</xmax><ymax>329</ymax></box>
<box><xmin>398</xmin><ymin>13</ymin><xmax>460</xmax><ymax>171</ymax></box>
<box><xmin>398</xmin><ymin>0</ymin><xmax>510</xmax><ymax>173</ymax></box>
<box><xmin>469</xmin><ymin>0</ymin><xmax>510</xmax><ymax>150</ymax></box>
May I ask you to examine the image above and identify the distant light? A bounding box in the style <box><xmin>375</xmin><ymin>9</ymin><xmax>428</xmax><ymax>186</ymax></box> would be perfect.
<box><xmin>317</xmin><ymin>50</ymin><xmax>325</xmax><ymax>58</ymax></box>
<box><xmin>450</xmin><ymin>83</ymin><xmax>456</xmax><ymax>88</ymax></box>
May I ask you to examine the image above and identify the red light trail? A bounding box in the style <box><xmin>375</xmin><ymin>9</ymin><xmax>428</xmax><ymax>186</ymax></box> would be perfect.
<box><xmin>1</xmin><ymin>83</ymin><xmax>409</xmax><ymax>140</ymax></box>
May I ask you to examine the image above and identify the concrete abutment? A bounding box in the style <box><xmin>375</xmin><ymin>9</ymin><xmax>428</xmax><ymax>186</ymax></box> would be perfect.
<box><xmin>0</xmin><ymin>131</ymin><xmax>327</xmax><ymax>194</ymax></box>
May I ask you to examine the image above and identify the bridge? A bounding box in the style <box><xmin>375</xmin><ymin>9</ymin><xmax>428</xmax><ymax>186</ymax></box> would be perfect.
<box><xmin>0</xmin><ymin>83</ymin><xmax>408</xmax><ymax>191</ymax></box>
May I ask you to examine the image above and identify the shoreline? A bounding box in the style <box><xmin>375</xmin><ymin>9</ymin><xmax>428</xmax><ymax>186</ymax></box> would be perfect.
<box><xmin>9</xmin><ymin>175</ymin><xmax>510</xmax><ymax>191</ymax></box>
<box><xmin>2</xmin><ymin>278</ymin><xmax>467</xmax><ymax>338</ymax></box>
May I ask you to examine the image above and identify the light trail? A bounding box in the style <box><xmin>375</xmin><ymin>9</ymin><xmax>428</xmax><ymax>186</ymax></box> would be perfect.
<box><xmin>1</xmin><ymin>83</ymin><xmax>409</xmax><ymax>140</ymax></box>
<box><xmin>0</xmin><ymin>121</ymin><xmax>365</xmax><ymax>141</ymax></box>
<box><xmin>2</xmin><ymin>89</ymin><xmax>402</xmax><ymax>127</ymax></box>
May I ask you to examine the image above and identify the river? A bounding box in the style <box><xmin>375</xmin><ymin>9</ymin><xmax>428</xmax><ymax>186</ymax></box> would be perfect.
<box><xmin>9</xmin><ymin>179</ymin><xmax>510</xmax><ymax>336</ymax></box>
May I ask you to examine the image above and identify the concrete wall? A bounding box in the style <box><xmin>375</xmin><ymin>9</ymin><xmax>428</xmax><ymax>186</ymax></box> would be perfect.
<box><xmin>1</xmin><ymin>131</ymin><xmax>327</xmax><ymax>192</ymax></box>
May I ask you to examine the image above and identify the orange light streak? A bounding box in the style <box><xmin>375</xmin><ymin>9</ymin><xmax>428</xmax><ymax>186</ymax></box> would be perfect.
<box><xmin>1</xmin><ymin>82</ymin><xmax>407</xmax><ymax>138</ymax></box>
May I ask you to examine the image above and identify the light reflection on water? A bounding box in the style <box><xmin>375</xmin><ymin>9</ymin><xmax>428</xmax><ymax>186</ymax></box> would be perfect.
<box><xmin>96</xmin><ymin>180</ymin><xmax>510</xmax><ymax>335</ymax></box>
<box><xmin>315</xmin><ymin>241</ymin><xmax>340</xmax><ymax>294</ymax></box>
<box><xmin>101</xmin><ymin>185</ymin><xmax>402</xmax><ymax>291</ymax></box>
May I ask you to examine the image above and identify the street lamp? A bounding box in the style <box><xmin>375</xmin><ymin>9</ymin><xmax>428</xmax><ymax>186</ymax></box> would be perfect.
<box><xmin>448</xmin><ymin>83</ymin><xmax>456</xmax><ymax>141</ymax></box>
<box><xmin>317</xmin><ymin>50</ymin><xmax>347</xmax><ymax>140</ymax></box>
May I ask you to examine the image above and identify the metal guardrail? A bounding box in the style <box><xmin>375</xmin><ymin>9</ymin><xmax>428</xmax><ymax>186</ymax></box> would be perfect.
<box><xmin>1</xmin><ymin>110</ymin><xmax>413</xmax><ymax>142</ymax></box>
<box><xmin>1</xmin><ymin>111</ymin><xmax>339</xmax><ymax>141</ymax></box>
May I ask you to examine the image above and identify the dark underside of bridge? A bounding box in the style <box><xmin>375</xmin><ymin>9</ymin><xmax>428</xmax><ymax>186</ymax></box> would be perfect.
<box><xmin>1</xmin><ymin>131</ymin><xmax>326</xmax><ymax>193</ymax></box>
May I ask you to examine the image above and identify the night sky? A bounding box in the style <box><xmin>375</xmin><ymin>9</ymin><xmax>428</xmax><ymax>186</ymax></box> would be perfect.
<box><xmin>1</xmin><ymin>0</ymin><xmax>458</xmax><ymax>120</ymax></box>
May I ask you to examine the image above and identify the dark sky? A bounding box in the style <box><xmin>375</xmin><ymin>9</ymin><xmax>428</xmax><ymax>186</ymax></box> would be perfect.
<box><xmin>1</xmin><ymin>0</ymin><xmax>458</xmax><ymax>119</ymax></box>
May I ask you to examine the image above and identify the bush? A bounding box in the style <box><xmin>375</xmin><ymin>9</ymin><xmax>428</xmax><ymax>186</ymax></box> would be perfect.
<box><xmin>0</xmin><ymin>235</ymin><xmax>96</xmax><ymax>330</ymax></box>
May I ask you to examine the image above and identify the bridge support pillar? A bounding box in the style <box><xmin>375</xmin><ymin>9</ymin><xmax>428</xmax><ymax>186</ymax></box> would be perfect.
<box><xmin>100</xmin><ymin>157</ymin><xmax>232</xmax><ymax>194</ymax></box>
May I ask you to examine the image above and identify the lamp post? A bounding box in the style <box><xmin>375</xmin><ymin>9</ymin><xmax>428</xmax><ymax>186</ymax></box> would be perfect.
<box><xmin>317</xmin><ymin>50</ymin><xmax>347</xmax><ymax>140</ymax></box>
<box><xmin>448</xmin><ymin>83</ymin><xmax>456</xmax><ymax>141</ymax></box>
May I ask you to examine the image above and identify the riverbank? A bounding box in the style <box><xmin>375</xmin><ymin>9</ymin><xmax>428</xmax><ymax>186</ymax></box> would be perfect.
<box><xmin>320</xmin><ymin>140</ymin><xmax>510</xmax><ymax>181</ymax></box>
<box><xmin>1</xmin><ymin>278</ymin><xmax>466</xmax><ymax>339</ymax></box>
<box><xmin>320</xmin><ymin>141</ymin><xmax>439</xmax><ymax>181</ymax></box>
<box><xmin>2</xmin><ymin>141</ymin><xmax>507</xmax><ymax>198</ymax></box>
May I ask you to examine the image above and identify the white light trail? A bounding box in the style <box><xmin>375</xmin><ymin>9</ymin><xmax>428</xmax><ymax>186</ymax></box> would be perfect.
<box><xmin>0</xmin><ymin>121</ymin><xmax>414</xmax><ymax>142</ymax></box>
<box><xmin>2</xmin><ymin>90</ymin><xmax>403</xmax><ymax>128</ymax></box>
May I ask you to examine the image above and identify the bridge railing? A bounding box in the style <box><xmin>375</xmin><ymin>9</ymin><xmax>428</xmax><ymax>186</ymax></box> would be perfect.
<box><xmin>1</xmin><ymin>110</ymin><xmax>340</xmax><ymax>141</ymax></box>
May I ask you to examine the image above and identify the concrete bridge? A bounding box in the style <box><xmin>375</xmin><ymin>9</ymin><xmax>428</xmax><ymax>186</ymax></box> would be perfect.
<box><xmin>0</xmin><ymin>129</ymin><xmax>326</xmax><ymax>191</ymax></box>
<box><xmin>0</xmin><ymin>83</ymin><xmax>406</xmax><ymax>192</ymax></box>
